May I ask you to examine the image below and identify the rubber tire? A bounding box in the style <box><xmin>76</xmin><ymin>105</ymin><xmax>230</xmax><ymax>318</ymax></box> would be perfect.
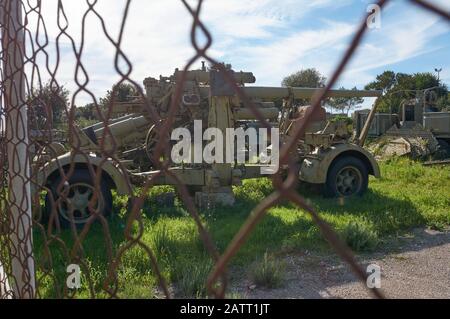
<box><xmin>44</xmin><ymin>169</ymin><xmax>113</xmax><ymax>229</ymax></box>
<box><xmin>437</xmin><ymin>139</ymin><xmax>450</xmax><ymax>158</ymax></box>
<box><xmin>325</xmin><ymin>156</ymin><xmax>369</xmax><ymax>198</ymax></box>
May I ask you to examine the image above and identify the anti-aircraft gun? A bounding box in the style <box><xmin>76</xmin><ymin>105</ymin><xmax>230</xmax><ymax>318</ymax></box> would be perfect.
<box><xmin>36</xmin><ymin>63</ymin><xmax>382</xmax><ymax>226</ymax></box>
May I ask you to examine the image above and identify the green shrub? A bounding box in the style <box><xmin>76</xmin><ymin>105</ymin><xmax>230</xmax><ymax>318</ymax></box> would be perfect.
<box><xmin>250</xmin><ymin>252</ymin><xmax>285</xmax><ymax>289</ymax></box>
<box><xmin>427</xmin><ymin>220</ymin><xmax>446</xmax><ymax>232</ymax></box>
<box><xmin>330</xmin><ymin>115</ymin><xmax>353</xmax><ymax>125</ymax></box>
<box><xmin>152</xmin><ymin>224</ymin><xmax>177</xmax><ymax>259</ymax></box>
<box><xmin>177</xmin><ymin>259</ymin><xmax>213</xmax><ymax>298</ymax></box>
<box><xmin>233</xmin><ymin>178</ymin><xmax>273</xmax><ymax>203</ymax></box>
<box><xmin>341</xmin><ymin>221</ymin><xmax>379</xmax><ymax>252</ymax></box>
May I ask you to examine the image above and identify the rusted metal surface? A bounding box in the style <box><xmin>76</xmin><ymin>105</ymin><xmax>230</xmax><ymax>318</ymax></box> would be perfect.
<box><xmin>0</xmin><ymin>0</ymin><xmax>448</xmax><ymax>299</ymax></box>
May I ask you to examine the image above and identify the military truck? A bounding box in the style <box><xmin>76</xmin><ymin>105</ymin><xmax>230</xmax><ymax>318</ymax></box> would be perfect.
<box><xmin>354</xmin><ymin>88</ymin><xmax>450</xmax><ymax>152</ymax></box>
<box><xmin>35</xmin><ymin>64</ymin><xmax>382</xmax><ymax>226</ymax></box>
<box><xmin>401</xmin><ymin>94</ymin><xmax>450</xmax><ymax>143</ymax></box>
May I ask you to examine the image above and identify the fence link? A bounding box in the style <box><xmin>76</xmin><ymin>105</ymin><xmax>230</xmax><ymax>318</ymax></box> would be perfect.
<box><xmin>0</xmin><ymin>0</ymin><xmax>448</xmax><ymax>299</ymax></box>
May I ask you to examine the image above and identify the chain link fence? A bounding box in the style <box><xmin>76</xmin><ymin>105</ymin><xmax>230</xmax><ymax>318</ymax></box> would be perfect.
<box><xmin>0</xmin><ymin>0</ymin><xmax>448</xmax><ymax>299</ymax></box>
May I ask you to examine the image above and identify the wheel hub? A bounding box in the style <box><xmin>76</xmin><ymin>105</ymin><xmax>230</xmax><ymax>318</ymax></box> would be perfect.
<box><xmin>336</xmin><ymin>166</ymin><xmax>362</xmax><ymax>197</ymax></box>
<box><xmin>58</xmin><ymin>183</ymin><xmax>103</xmax><ymax>224</ymax></box>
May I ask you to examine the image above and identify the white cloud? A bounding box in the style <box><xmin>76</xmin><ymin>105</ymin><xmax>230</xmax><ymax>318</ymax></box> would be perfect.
<box><xmin>341</xmin><ymin>3</ymin><xmax>449</xmax><ymax>88</ymax></box>
<box><xmin>348</xmin><ymin>12</ymin><xmax>446</xmax><ymax>72</ymax></box>
<box><xmin>17</xmin><ymin>0</ymin><xmax>450</xmax><ymax>106</ymax></box>
<box><xmin>23</xmin><ymin>0</ymin><xmax>353</xmax><ymax>103</ymax></box>
<box><xmin>440</xmin><ymin>68</ymin><xmax>450</xmax><ymax>85</ymax></box>
<box><xmin>228</xmin><ymin>20</ymin><xmax>356</xmax><ymax>85</ymax></box>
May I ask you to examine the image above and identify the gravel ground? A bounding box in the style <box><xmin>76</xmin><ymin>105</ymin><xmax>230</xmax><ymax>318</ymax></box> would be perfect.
<box><xmin>231</xmin><ymin>228</ymin><xmax>450</xmax><ymax>299</ymax></box>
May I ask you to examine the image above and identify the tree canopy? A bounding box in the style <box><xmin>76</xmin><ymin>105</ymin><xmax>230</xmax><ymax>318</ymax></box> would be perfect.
<box><xmin>282</xmin><ymin>68</ymin><xmax>326</xmax><ymax>88</ymax></box>
<box><xmin>72</xmin><ymin>82</ymin><xmax>139</xmax><ymax>127</ymax></box>
<box><xmin>327</xmin><ymin>87</ymin><xmax>364</xmax><ymax>115</ymax></box>
<box><xmin>27</xmin><ymin>82</ymin><xmax>70</xmax><ymax>130</ymax></box>
<box><xmin>365</xmin><ymin>71</ymin><xmax>448</xmax><ymax>113</ymax></box>
<box><xmin>281</xmin><ymin>68</ymin><xmax>327</xmax><ymax>106</ymax></box>
<box><xmin>100</xmin><ymin>82</ymin><xmax>139</xmax><ymax>108</ymax></box>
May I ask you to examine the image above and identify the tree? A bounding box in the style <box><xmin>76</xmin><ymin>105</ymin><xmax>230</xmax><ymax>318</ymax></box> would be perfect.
<box><xmin>282</xmin><ymin>68</ymin><xmax>326</xmax><ymax>88</ymax></box>
<box><xmin>100</xmin><ymin>82</ymin><xmax>138</xmax><ymax>107</ymax></box>
<box><xmin>27</xmin><ymin>81</ymin><xmax>70</xmax><ymax>130</ymax></box>
<box><xmin>365</xmin><ymin>70</ymin><xmax>396</xmax><ymax>94</ymax></box>
<box><xmin>281</xmin><ymin>68</ymin><xmax>327</xmax><ymax>106</ymax></box>
<box><xmin>437</xmin><ymin>93</ymin><xmax>450</xmax><ymax>112</ymax></box>
<box><xmin>76</xmin><ymin>103</ymin><xmax>96</xmax><ymax>120</ymax></box>
<box><xmin>365</xmin><ymin>71</ymin><xmax>448</xmax><ymax>113</ymax></box>
<box><xmin>75</xmin><ymin>103</ymin><xmax>99</xmax><ymax>127</ymax></box>
<box><xmin>327</xmin><ymin>87</ymin><xmax>364</xmax><ymax>115</ymax></box>
<box><xmin>98</xmin><ymin>82</ymin><xmax>139</xmax><ymax>119</ymax></box>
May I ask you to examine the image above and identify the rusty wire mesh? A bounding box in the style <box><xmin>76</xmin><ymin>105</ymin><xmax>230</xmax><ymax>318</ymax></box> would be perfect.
<box><xmin>0</xmin><ymin>0</ymin><xmax>449</xmax><ymax>299</ymax></box>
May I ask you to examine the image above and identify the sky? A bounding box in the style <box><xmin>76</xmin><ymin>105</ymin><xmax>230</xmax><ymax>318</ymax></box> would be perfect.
<box><xmin>21</xmin><ymin>0</ymin><xmax>450</xmax><ymax>108</ymax></box>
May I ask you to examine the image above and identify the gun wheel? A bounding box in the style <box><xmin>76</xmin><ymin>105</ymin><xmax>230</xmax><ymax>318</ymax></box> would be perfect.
<box><xmin>58</xmin><ymin>182</ymin><xmax>102</xmax><ymax>225</ymax></box>
<box><xmin>45</xmin><ymin>169</ymin><xmax>112</xmax><ymax>228</ymax></box>
<box><xmin>145</xmin><ymin>123</ymin><xmax>172</xmax><ymax>166</ymax></box>
<box><xmin>325</xmin><ymin>156</ymin><xmax>368</xmax><ymax>198</ymax></box>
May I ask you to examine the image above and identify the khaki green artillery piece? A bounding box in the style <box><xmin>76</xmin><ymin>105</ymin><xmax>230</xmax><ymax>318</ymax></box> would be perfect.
<box><xmin>35</xmin><ymin>64</ymin><xmax>382</xmax><ymax>226</ymax></box>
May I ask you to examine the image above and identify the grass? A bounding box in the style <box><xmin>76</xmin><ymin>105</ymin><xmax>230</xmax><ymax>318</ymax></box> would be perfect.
<box><xmin>250</xmin><ymin>252</ymin><xmax>286</xmax><ymax>289</ymax></box>
<box><xmin>32</xmin><ymin>158</ymin><xmax>450</xmax><ymax>298</ymax></box>
<box><xmin>340</xmin><ymin>220</ymin><xmax>379</xmax><ymax>252</ymax></box>
<box><xmin>177</xmin><ymin>260</ymin><xmax>213</xmax><ymax>298</ymax></box>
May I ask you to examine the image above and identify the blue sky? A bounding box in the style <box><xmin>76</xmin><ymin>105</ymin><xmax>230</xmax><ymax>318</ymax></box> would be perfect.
<box><xmin>27</xmin><ymin>0</ymin><xmax>450</xmax><ymax>107</ymax></box>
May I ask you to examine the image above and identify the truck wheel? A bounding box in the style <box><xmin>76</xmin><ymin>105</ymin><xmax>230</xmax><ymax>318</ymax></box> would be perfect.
<box><xmin>325</xmin><ymin>157</ymin><xmax>368</xmax><ymax>198</ymax></box>
<box><xmin>45</xmin><ymin>169</ymin><xmax>113</xmax><ymax>228</ymax></box>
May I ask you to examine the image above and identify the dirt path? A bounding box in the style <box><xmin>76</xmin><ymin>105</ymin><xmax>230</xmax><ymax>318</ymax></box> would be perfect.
<box><xmin>231</xmin><ymin>228</ymin><xmax>450</xmax><ymax>299</ymax></box>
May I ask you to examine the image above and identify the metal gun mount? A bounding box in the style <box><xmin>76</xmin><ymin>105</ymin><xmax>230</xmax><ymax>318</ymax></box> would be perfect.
<box><xmin>78</xmin><ymin>65</ymin><xmax>380</xmax><ymax>148</ymax></box>
<box><xmin>39</xmin><ymin>63</ymin><xmax>382</xmax><ymax>219</ymax></box>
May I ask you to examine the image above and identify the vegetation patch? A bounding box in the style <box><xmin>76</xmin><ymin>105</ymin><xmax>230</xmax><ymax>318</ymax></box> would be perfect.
<box><xmin>250</xmin><ymin>252</ymin><xmax>286</xmax><ymax>289</ymax></box>
<box><xmin>33</xmin><ymin>158</ymin><xmax>450</xmax><ymax>298</ymax></box>
<box><xmin>340</xmin><ymin>220</ymin><xmax>379</xmax><ymax>252</ymax></box>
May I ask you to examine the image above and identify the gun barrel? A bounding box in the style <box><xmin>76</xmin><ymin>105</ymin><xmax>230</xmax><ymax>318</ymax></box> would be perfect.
<box><xmin>234</xmin><ymin>107</ymin><xmax>279</xmax><ymax>120</ymax></box>
<box><xmin>93</xmin><ymin>116</ymin><xmax>151</xmax><ymax>148</ymax></box>
<box><xmin>174</xmin><ymin>70</ymin><xmax>256</xmax><ymax>84</ymax></box>
<box><xmin>242</xmin><ymin>87</ymin><xmax>383</xmax><ymax>100</ymax></box>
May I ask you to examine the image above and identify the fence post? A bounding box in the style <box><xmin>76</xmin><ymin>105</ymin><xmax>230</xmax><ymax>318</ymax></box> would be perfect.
<box><xmin>0</xmin><ymin>0</ymin><xmax>36</xmax><ymax>298</ymax></box>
